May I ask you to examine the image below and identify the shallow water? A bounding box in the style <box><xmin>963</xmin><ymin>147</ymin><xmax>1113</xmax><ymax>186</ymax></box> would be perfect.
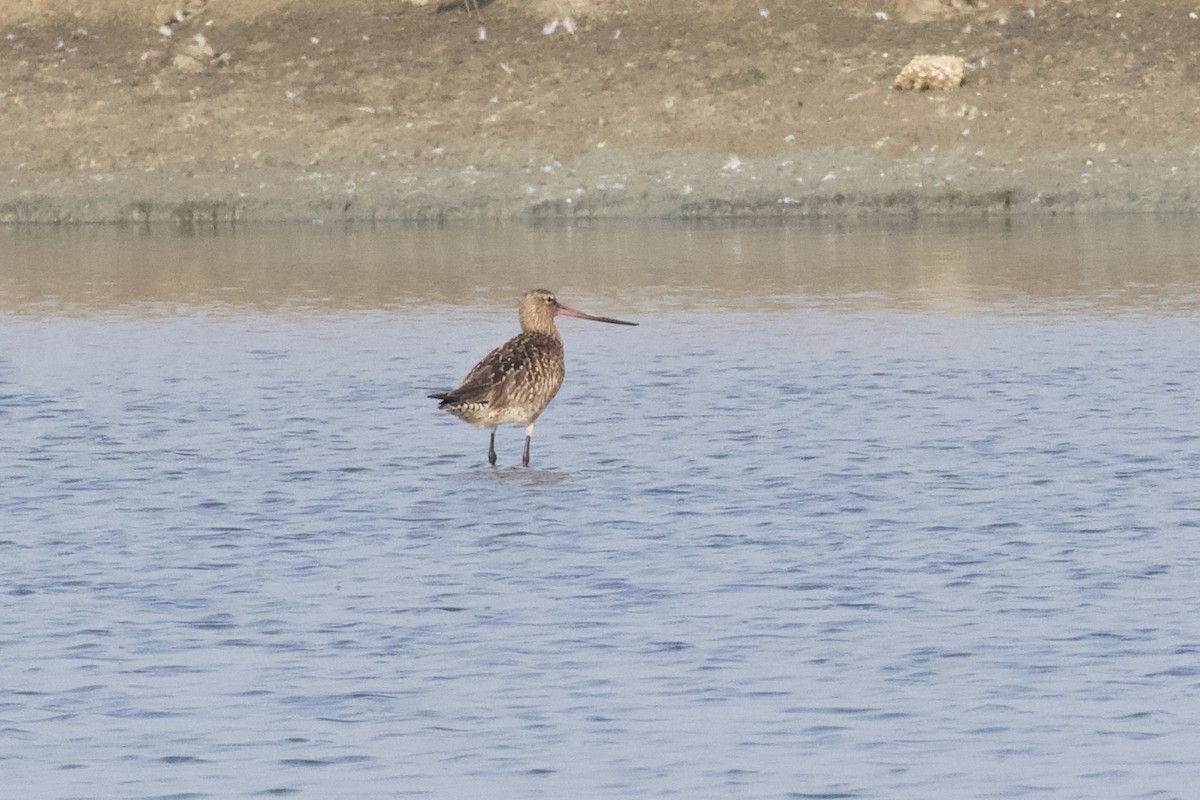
<box><xmin>3</xmin><ymin>219</ymin><xmax>1200</xmax><ymax>799</ymax></box>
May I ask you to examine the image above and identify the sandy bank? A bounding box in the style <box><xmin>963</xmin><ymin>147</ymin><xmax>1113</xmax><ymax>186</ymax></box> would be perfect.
<box><xmin>3</xmin><ymin>0</ymin><xmax>1199</xmax><ymax>223</ymax></box>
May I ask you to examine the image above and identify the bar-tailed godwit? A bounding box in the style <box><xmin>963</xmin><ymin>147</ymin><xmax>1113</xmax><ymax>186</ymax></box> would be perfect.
<box><xmin>429</xmin><ymin>288</ymin><xmax>637</xmax><ymax>466</ymax></box>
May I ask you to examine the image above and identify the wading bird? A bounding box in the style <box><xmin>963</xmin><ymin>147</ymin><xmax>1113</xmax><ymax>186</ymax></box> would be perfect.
<box><xmin>429</xmin><ymin>289</ymin><xmax>637</xmax><ymax>466</ymax></box>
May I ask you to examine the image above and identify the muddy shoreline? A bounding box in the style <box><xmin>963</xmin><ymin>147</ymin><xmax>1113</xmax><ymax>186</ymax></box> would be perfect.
<box><xmin>5</xmin><ymin>145</ymin><xmax>1199</xmax><ymax>225</ymax></box>
<box><xmin>4</xmin><ymin>1</ymin><xmax>1200</xmax><ymax>224</ymax></box>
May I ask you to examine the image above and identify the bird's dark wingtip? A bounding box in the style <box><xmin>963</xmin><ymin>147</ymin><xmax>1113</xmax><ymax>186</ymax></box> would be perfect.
<box><xmin>428</xmin><ymin>392</ymin><xmax>450</xmax><ymax>401</ymax></box>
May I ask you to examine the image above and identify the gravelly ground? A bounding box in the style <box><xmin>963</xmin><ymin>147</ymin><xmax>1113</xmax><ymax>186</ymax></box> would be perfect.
<box><xmin>3</xmin><ymin>0</ymin><xmax>1199</xmax><ymax>222</ymax></box>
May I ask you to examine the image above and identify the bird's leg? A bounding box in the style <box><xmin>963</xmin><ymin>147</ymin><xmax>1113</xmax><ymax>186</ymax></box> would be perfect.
<box><xmin>488</xmin><ymin>428</ymin><xmax>497</xmax><ymax>466</ymax></box>
<box><xmin>522</xmin><ymin>422</ymin><xmax>534</xmax><ymax>467</ymax></box>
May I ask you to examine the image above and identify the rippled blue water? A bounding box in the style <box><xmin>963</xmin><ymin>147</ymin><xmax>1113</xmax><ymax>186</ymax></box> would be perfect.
<box><xmin>3</xmin><ymin>221</ymin><xmax>1200</xmax><ymax>799</ymax></box>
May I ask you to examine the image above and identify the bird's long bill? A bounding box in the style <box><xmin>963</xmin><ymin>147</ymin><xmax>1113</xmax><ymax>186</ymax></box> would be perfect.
<box><xmin>557</xmin><ymin>304</ymin><xmax>638</xmax><ymax>326</ymax></box>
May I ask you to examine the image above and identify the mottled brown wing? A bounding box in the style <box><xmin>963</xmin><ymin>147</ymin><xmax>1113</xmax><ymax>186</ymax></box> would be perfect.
<box><xmin>439</xmin><ymin>332</ymin><xmax>563</xmax><ymax>407</ymax></box>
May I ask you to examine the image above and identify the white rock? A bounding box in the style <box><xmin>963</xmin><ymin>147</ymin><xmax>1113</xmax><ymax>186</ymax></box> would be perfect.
<box><xmin>894</xmin><ymin>55</ymin><xmax>966</xmax><ymax>91</ymax></box>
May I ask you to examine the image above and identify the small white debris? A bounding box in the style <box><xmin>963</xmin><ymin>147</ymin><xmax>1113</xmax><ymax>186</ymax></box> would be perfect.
<box><xmin>489</xmin><ymin>95</ymin><xmax>499</xmax><ymax>103</ymax></box>
<box><xmin>759</xmin><ymin>8</ymin><xmax>769</xmax><ymax>18</ymax></box>
<box><xmin>613</xmin><ymin>29</ymin><xmax>621</xmax><ymax>40</ymax></box>
<box><xmin>310</xmin><ymin>36</ymin><xmax>319</xmax><ymax>45</ymax></box>
<box><xmin>193</xmin><ymin>33</ymin><xmax>207</xmax><ymax>46</ymax></box>
<box><xmin>722</xmin><ymin>154</ymin><xmax>743</xmax><ymax>171</ymax></box>
<box><xmin>432</xmin><ymin>147</ymin><xmax>445</xmax><ymax>155</ymax></box>
<box><xmin>542</xmin><ymin>164</ymin><xmax>554</xmax><ymax>173</ymax></box>
<box><xmin>284</xmin><ymin>90</ymin><xmax>297</xmax><ymax>99</ymax></box>
<box><xmin>1026</xmin><ymin>8</ymin><xmax>1035</xmax><ymax>17</ymax></box>
<box><xmin>499</xmin><ymin>62</ymin><xmax>513</xmax><ymax>74</ymax></box>
<box><xmin>563</xmin><ymin>16</ymin><xmax>576</xmax><ymax>34</ymax></box>
<box><xmin>1191</xmin><ymin>12</ymin><xmax>1198</xmax><ymax>19</ymax></box>
<box><xmin>874</xmin><ymin>11</ymin><xmax>889</xmax><ymax>21</ymax></box>
<box><xmin>962</xmin><ymin>128</ymin><xmax>971</xmax><ymax>136</ymax></box>
<box><xmin>543</xmin><ymin>19</ymin><xmax>559</xmax><ymax>35</ymax></box>
<box><xmin>158</xmin><ymin>25</ymin><xmax>173</xmax><ymax>37</ymax></box>
<box><xmin>821</xmin><ymin>172</ymin><xmax>837</xmax><ymax>183</ymax></box>
<box><xmin>682</xmin><ymin>184</ymin><xmax>693</xmax><ymax>195</ymax></box>
<box><xmin>478</xmin><ymin>26</ymin><xmax>487</xmax><ymax>41</ymax></box>
<box><xmin>784</xmin><ymin>134</ymin><xmax>795</xmax><ymax>143</ymax></box>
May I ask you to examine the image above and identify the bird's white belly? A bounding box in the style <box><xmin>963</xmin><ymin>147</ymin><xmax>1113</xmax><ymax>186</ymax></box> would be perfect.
<box><xmin>483</xmin><ymin>403</ymin><xmax>541</xmax><ymax>427</ymax></box>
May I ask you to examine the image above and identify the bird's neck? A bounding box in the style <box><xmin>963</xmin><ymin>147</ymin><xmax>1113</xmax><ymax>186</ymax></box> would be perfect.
<box><xmin>519</xmin><ymin>311</ymin><xmax>560</xmax><ymax>338</ymax></box>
